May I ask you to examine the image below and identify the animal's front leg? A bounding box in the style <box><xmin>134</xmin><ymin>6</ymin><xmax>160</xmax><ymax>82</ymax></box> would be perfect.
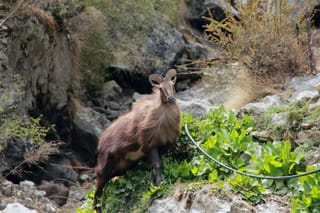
<box><xmin>147</xmin><ymin>148</ymin><xmax>162</xmax><ymax>186</ymax></box>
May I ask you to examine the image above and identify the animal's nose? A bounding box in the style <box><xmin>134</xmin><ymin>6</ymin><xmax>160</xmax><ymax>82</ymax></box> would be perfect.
<box><xmin>167</xmin><ymin>96</ymin><xmax>176</xmax><ymax>103</ymax></box>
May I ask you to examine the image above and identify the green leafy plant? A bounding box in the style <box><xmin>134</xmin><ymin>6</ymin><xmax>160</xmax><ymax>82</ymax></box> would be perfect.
<box><xmin>291</xmin><ymin>165</ymin><xmax>320</xmax><ymax>213</ymax></box>
<box><xmin>253</xmin><ymin>141</ymin><xmax>305</xmax><ymax>177</ymax></box>
<box><xmin>80</xmin><ymin>105</ymin><xmax>318</xmax><ymax>212</ymax></box>
<box><xmin>186</xmin><ymin>106</ymin><xmax>257</xmax><ymax>178</ymax></box>
<box><xmin>229</xmin><ymin>174</ymin><xmax>266</xmax><ymax>203</ymax></box>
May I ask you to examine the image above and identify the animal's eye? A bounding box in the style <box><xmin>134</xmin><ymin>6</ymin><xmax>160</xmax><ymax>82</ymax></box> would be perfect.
<box><xmin>151</xmin><ymin>80</ymin><xmax>160</xmax><ymax>85</ymax></box>
<box><xmin>171</xmin><ymin>76</ymin><xmax>176</xmax><ymax>83</ymax></box>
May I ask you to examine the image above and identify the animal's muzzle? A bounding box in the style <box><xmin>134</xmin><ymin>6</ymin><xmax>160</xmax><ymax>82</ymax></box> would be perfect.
<box><xmin>167</xmin><ymin>96</ymin><xmax>176</xmax><ymax>103</ymax></box>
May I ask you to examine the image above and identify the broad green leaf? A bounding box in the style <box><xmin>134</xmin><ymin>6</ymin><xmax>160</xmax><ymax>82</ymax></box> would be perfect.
<box><xmin>270</xmin><ymin>160</ymin><xmax>283</xmax><ymax>167</ymax></box>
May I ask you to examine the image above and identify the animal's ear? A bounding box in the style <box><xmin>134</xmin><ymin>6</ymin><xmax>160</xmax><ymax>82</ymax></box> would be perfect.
<box><xmin>149</xmin><ymin>74</ymin><xmax>163</xmax><ymax>88</ymax></box>
<box><xmin>165</xmin><ymin>69</ymin><xmax>177</xmax><ymax>84</ymax></box>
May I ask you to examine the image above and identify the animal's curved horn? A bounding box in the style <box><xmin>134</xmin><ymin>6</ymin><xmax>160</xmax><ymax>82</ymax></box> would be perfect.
<box><xmin>149</xmin><ymin>74</ymin><xmax>163</xmax><ymax>87</ymax></box>
<box><xmin>165</xmin><ymin>69</ymin><xmax>177</xmax><ymax>84</ymax></box>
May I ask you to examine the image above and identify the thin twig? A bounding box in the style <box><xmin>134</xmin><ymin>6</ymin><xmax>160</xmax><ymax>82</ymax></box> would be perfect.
<box><xmin>306</xmin><ymin>8</ymin><xmax>316</xmax><ymax>74</ymax></box>
<box><xmin>0</xmin><ymin>0</ymin><xmax>25</xmax><ymax>27</ymax></box>
<box><xmin>49</xmin><ymin>163</ymin><xmax>95</xmax><ymax>171</ymax></box>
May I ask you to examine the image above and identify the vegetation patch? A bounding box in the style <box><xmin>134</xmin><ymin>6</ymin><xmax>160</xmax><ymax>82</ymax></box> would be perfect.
<box><xmin>0</xmin><ymin>115</ymin><xmax>50</xmax><ymax>145</ymax></box>
<box><xmin>255</xmin><ymin>101</ymin><xmax>310</xmax><ymax>139</ymax></box>
<box><xmin>78</xmin><ymin>106</ymin><xmax>320</xmax><ymax>212</ymax></box>
<box><xmin>72</xmin><ymin>0</ymin><xmax>180</xmax><ymax>98</ymax></box>
<box><xmin>204</xmin><ymin>1</ymin><xmax>313</xmax><ymax>88</ymax></box>
<box><xmin>0</xmin><ymin>75</ymin><xmax>58</xmax><ymax>176</ymax></box>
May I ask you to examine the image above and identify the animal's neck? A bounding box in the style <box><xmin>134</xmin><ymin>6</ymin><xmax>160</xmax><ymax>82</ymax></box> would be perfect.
<box><xmin>154</xmin><ymin>98</ymin><xmax>179</xmax><ymax>126</ymax></box>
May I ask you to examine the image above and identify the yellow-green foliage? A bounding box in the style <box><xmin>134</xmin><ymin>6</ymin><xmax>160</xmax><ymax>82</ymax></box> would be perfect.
<box><xmin>0</xmin><ymin>115</ymin><xmax>50</xmax><ymax>145</ymax></box>
<box><xmin>0</xmin><ymin>75</ymin><xmax>52</xmax><ymax>146</ymax></box>
<box><xmin>204</xmin><ymin>1</ymin><xmax>314</xmax><ymax>87</ymax></box>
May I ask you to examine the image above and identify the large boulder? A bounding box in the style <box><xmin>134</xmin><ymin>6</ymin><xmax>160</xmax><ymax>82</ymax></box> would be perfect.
<box><xmin>71</xmin><ymin>103</ymin><xmax>110</xmax><ymax>165</ymax></box>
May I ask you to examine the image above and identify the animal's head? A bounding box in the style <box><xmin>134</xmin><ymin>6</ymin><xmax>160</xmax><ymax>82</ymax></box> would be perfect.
<box><xmin>149</xmin><ymin>69</ymin><xmax>177</xmax><ymax>104</ymax></box>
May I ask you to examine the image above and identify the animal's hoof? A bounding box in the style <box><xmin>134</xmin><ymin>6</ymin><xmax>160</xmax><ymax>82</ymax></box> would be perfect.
<box><xmin>154</xmin><ymin>174</ymin><xmax>162</xmax><ymax>186</ymax></box>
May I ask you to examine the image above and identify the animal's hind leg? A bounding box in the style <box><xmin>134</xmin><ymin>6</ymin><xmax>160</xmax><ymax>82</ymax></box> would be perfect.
<box><xmin>93</xmin><ymin>154</ymin><xmax>114</xmax><ymax>212</ymax></box>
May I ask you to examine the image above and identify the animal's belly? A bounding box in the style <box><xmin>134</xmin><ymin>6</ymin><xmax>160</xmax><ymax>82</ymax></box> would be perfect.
<box><xmin>114</xmin><ymin>151</ymin><xmax>145</xmax><ymax>172</ymax></box>
<box><xmin>125</xmin><ymin>151</ymin><xmax>144</xmax><ymax>160</ymax></box>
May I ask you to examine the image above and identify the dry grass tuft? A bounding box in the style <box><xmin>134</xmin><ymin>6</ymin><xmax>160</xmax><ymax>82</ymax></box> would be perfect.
<box><xmin>204</xmin><ymin>1</ymin><xmax>314</xmax><ymax>89</ymax></box>
<box><xmin>5</xmin><ymin>141</ymin><xmax>61</xmax><ymax>177</ymax></box>
<box><xmin>16</xmin><ymin>0</ymin><xmax>58</xmax><ymax>31</ymax></box>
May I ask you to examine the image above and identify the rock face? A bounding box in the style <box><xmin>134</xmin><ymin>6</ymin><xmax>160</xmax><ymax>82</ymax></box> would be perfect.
<box><xmin>110</xmin><ymin>15</ymin><xmax>185</xmax><ymax>76</ymax></box>
<box><xmin>8</xmin><ymin>12</ymin><xmax>77</xmax><ymax>114</ymax></box>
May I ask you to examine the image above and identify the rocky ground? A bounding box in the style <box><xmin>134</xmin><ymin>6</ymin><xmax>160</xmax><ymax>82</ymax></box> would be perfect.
<box><xmin>1</xmin><ymin>0</ymin><xmax>320</xmax><ymax>213</ymax></box>
<box><xmin>2</xmin><ymin>65</ymin><xmax>320</xmax><ymax>213</ymax></box>
<box><xmin>0</xmin><ymin>173</ymin><xmax>94</xmax><ymax>213</ymax></box>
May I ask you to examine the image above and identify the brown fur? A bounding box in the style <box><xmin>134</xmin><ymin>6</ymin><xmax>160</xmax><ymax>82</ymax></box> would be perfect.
<box><xmin>94</xmin><ymin>69</ymin><xmax>181</xmax><ymax>211</ymax></box>
<box><xmin>97</xmin><ymin>89</ymin><xmax>180</xmax><ymax>170</ymax></box>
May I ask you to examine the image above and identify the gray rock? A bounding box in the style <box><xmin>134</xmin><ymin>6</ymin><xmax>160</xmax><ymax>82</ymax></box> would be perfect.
<box><xmin>231</xmin><ymin>199</ymin><xmax>255</xmax><ymax>213</ymax></box>
<box><xmin>37</xmin><ymin>181</ymin><xmax>69</xmax><ymax>207</ymax></box>
<box><xmin>133</xmin><ymin>92</ymin><xmax>149</xmax><ymax>101</ymax></box>
<box><xmin>1</xmin><ymin>180</ymin><xmax>12</xmax><ymax>187</ymax></box>
<box><xmin>73</xmin><ymin>106</ymin><xmax>108</xmax><ymax>138</ymax></box>
<box><xmin>306</xmin><ymin>147</ymin><xmax>320</xmax><ymax>165</ymax></box>
<box><xmin>178</xmin><ymin>100</ymin><xmax>210</xmax><ymax>118</ymax></box>
<box><xmin>106</xmin><ymin>101</ymin><xmax>121</xmax><ymax>110</ymax></box>
<box><xmin>131</xmin><ymin>15</ymin><xmax>185</xmax><ymax>75</ymax></box>
<box><xmin>43</xmin><ymin>203</ymin><xmax>56</xmax><ymax>213</ymax></box>
<box><xmin>0</xmin><ymin>200</ymin><xmax>7</xmax><ymax>211</ymax></box>
<box><xmin>256</xmin><ymin>196</ymin><xmax>290</xmax><ymax>213</ymax></box>
<box><xmin>251</xmin><ymin>130</ymin><xmax>273</xmax><ymax>142</ymax></box>
<box><xmin>19</xmin><ymin>180</ymin><xmax>35</xmax><ymax>191</ymax></box>
<box><xmin>72</xmin><ymin>105</ymin><xmax>110</xmax><ymax>163</ymax></box>
<box><xmin>270</xmin><ymin>112</ymin><xmax>290</xmax><ymax>127</ymax></box>
<box><xmin>70</xmin><ymin>191</ymin><xmax>85</xmax><ymax>201</ymax></box>
<box><xmin>1</xmin><ymin>181</ymin><xmax>13</xmax><ymax>197</ymax></box>
<box><xmin>1</xmin><ymin>25</ymin><xmax>8</xmax><ymax>31</ymax></box>
<box><xmin>147</xmin><ymin>185</ymin><xmax>254</xmax><ymax>213</ymax></box>
<box><xmin>43</xmin><ymin>157</ymin><xmax>78</xmax><ymax>186</ymax></box>
<box><xmin>1</xmin><ymin>203</ymin><xmax>38</xmax><ymax>213</ymax></box>
<box><xmin>288</xmin><ymin>73</ymin><xmax>320</xmax><ymax>92</ymax></box>
<box><xmin>34</xmin><ymin>190</ymin><xmax>46</xmax><ymax>199</ymax></box>
<box><xmin>148</xmin><ymin>184</ymin><xmax>289</xmax><ymax>213</ymax></box>
<box><xmin>289</xmin><ymin>90</ymin><xmax>319</xmax><ymax>103</ymax></box>
<box><xmin>23</xmin><ymin>197</ymin><xmax>34</xmax><ymax>209</ymax></box>
<box><xmin>79</xmin><ymin>174</ymin><xmax>90</xmax><ymax>182</ymax></box>
<box><xmin>101</xmin><ymin>80</ymin><xmax>123</xmax><ymax>103</ymax></box>
<box><xmin>8</xmin><ymin>15</ymin><xmax>76</xmax><ymax>112</ymax></box>
<box><xmin>241</xmin><ymin>95</ymin><xmax>281</xmax><ymax>114</ymax></box>
<box><xmin>296</xmin><ymin>130</ymin><xmax>320</xmax><ymax>146</ymax></box>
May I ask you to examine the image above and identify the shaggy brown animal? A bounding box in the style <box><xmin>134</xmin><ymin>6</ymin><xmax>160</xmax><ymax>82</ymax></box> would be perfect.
<box><xmin>93</xmin><ymin>69</ymin><xmax>181</xmax><ymax>211</ymax></box>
